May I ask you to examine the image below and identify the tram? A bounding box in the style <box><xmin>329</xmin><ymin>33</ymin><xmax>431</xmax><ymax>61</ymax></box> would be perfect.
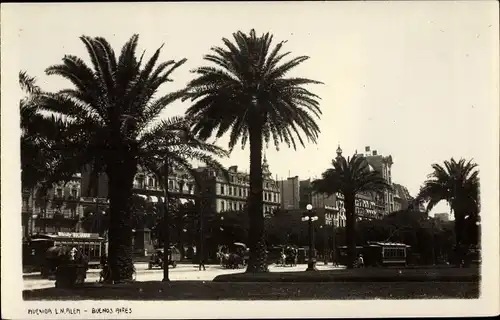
<box><xmin>336</xmin><ymin>242</ymin><xmax>410</xmax><ymax>267</ymax></box>
<box><xmin>26</xmin><ymin>232</ymin><xmax>105</xmax><ymax>272</ymax></box>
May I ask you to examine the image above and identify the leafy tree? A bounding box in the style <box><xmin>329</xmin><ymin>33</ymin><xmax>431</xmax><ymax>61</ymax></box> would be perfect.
<box><xmin>138</xmin><ymin>116</ymin><xmax>228</xmax><ymax>280</ymax></box>
<box><xmin>35</xmin><ymin>35</ymin><xmax>190</xmax><ymax>281</ymax></box>
<box><xmin>416</xmin><ymin>158</ymin><xmax>480</xmax><ymax>263</ymax></box>
<box><xmin>312</xmin><ymin>153</ymin><xmax>391</xmax><ymax>268</ymax></box>
<box><xmin>183</xmin><ymin>29</ymin><xmax>323</xmax><ymax>272</ymax></box>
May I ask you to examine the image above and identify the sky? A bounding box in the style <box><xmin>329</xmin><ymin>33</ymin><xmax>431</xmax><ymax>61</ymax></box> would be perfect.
<box><xmin>3</xmin><ymin>1</ymin><xmax>499</xmax><ymax>215</ymax></box>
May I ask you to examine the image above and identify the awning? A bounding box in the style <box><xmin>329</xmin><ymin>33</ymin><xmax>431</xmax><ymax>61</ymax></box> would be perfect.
<box><xmin>149</xmin><ymin>196</ymin><xmax>159</xmax><ymax>203</ymax></box>
<box><xmin>136</xmin><ymin>194</ymin><xmax>147</xmax><ymax>200</ymax></box>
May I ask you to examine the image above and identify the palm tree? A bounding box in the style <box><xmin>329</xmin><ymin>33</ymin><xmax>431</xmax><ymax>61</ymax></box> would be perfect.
<box><xmin>20</xmin><ymin>71</ymin><xmax>74</xmax><ymax>238</ymax></box>
<box><xmin>416</xmin><ymin>158</ymin><xmax>480</xmax><ymax>263</ymax></box>
<box><xmin>183</xmin><ymin>29</ymin><xmax>323</xmax><ymax>273</ymax></box>
<box><xmin>312</xmin><ymin>152</ymin><xmax>391</xmax><ymax>268</ymax></box>
<box><xmin>35</xmin><ymin>35</ymin><xmax>191</xmax><ymax>282</ymax></box>
<box><xmin>20</xmin><ymin>71</ymin><xmax>70</xmax><ymax>192</ymax></box>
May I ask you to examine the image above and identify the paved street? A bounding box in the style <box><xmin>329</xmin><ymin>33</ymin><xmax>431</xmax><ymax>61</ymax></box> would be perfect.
<box><xmin>23</xmin><ymin>263</ymin><xmax>345</xmax><ymax>290</ymax></box>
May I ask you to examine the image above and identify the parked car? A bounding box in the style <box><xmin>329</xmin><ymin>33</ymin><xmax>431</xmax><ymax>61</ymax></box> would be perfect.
<box><xmin>148</xmin><ymin>247</ymin><xmax>181</xmax><ymax>269</ymax></box>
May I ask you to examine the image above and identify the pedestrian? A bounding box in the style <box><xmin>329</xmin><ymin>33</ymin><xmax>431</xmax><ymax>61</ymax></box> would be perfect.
<box><xmin>358</xmin><ymin>254</ymin><xmax>364</xmax><ymax>268</ymax></box>
<box><xmin>199</xmin><ymin>252</ymin><xmax>206</xmax><ymax>271</ymax></box>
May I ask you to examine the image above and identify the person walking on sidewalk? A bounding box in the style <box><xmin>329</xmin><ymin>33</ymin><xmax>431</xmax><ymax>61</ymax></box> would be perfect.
<box><xmin>199</xmin><ymin>250</ymin><xmax>206</xmax><ymax>271</ymax></box>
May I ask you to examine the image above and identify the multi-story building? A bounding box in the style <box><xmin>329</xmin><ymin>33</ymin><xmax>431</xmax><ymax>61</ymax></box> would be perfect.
<box><xmin>22</xmin><ymin>173</ymin><xmax>99</xmax><ymax>237</ymax></box>
<box><xmin>130</xmin><ymin>166</ymin><xmax>197</xmax><ymax>204</ymax></box>
<box><xmin>196</xmin><ymin>156</ymin><xmax>281</xmax><ymax>216</ymax></box>
<box><xmin>393</xmin><ymin>183</ymin><xmax>414</xmax><ymax>212</ymax></box>
<box><xmin>278</xmin><ymin>176</ymin><xmax>300</xmax><ymax>210</ymax></box>
<box><xmin>276</xmin><ymin>145</ymin><xmax>414</xmax><ymax>229</ymax></box>
<box><xmin>358</xmin><ymin>146</ymin><xmax>396</xmax><ymax>213</ymax></box>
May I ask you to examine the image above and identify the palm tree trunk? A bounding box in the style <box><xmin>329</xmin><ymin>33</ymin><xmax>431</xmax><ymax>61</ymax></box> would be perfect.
<box><xmin>245</xmin><ymin>122</ymin><xmax>268</xmax><ymax>273</ymax></box>
<box><xmin>345</xmin><ymin>195</ymin><xmax>356</xmax><ymax>269</ymax></box>
<box><xmin>454</xmin><ymin>212</ymin><xmax>465</xmax><ymax>266</ymax></box>
<box><xmin>106</xmin><ymin>156</ymin><xmax>137</xmax><ymax>282</ymax></box>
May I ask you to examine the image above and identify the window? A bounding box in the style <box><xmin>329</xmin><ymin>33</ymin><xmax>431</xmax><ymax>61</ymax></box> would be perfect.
<box><xmin>56</xmin><ymin>188</ymin><xmax>63</xmax><ymax>197</ymax></box>
<box><xmin>274</xmin><ymin>193</ymin><xmax>277</xmax><ymax>202</ymax></box>
<box><xmin>221</xmin><ymin>201</ymin><xmax>225</xmax><ymax>211</ymax></box>
<box><xmin>168</xmin><ymin>180</ymin><xmax>174</xmax><ymax>190</ymax></box>
<box><xmin>220</xmin><ymin>184</ymin><xmax>225</xmax><ymax>195</ymax></box>
<box><xmin>239</xmin><ymin>203</ymin><xmax>243</xmax><ymax>210</ymax></box>
<box><xmin>71</xmin><ymin>189</ymin><xmax>77</xmax><ymax>198</ymax></box>
<box><xmin>239</xmin><ymin>188</ymin><xmax>242</xmax><ymax>197</ymax></box>
<box><xmin>229</xmin><ymin>187</ymin><xmax>232</xmax><ymax>196</ymax></box>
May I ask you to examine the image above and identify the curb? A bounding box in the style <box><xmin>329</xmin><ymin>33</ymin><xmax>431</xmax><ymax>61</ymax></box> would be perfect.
<box><xmin>212</xmin><ymin>276</ymin><xmax>480</xmax><ymax>283</ymax></box>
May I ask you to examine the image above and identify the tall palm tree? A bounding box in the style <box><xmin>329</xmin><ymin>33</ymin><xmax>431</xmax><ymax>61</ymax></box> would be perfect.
<box><xmin>416</xmin><ymin>158</ymin><xmax>480</xmax><ymax>261</ymax></box>
<box><xmin>312</xmin><ymin>153</ymin><xmax>391</xmax><ymax>268</ymax></box>
<box><xmin>183</xmin><ymin>29</ymin><xmax>323</xmax><ymax>273</ymax></box>
<box><xmin>35</xmin><ymin>35</ymin><xmax>191</xmax><ymax>282</ymax></box>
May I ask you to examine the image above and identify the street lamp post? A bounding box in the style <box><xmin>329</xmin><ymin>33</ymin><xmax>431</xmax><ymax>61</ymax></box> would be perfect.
<box><xmin>302</xmin><ymin>204</ymin><xmax>318</xmax><ymax>271</ymax></box>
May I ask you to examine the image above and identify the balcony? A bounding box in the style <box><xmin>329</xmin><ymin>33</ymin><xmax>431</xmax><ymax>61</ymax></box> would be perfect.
<box><xmin>33</xmin><ymin>208</ymin><xmax>80</xmax><ymax>220</ymax></box>
<box><xmin>133</xmin><ymin>182</ymin><xmax>196</xmax><ymax>196</ymax></box>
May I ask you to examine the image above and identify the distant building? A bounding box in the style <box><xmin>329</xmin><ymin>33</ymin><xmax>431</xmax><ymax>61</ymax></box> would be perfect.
<box><xmin>358</xmin><ymin>146</ymin><xmax>396</xmax><ymax>213</ymax></box>
<box><xmin>434</xmin><ymin>212</ymin><xmax>450</xmax><ymax>222</ymax></box>
<box><xmin>279</xmin><ymin>145</ymin><xmax>416</xmax><ymax>228</ymax></box>
<box><xmin>278</xmin><ymin>176</ymin><xmax>300</xmax><ymax>210</ymax></box>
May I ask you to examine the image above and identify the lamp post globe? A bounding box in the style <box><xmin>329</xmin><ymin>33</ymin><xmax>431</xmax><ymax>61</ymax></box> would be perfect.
<box><xmin>306</xmin><ymin>204</ymin><xmax>313</xmax><ymax>211</ymax></box>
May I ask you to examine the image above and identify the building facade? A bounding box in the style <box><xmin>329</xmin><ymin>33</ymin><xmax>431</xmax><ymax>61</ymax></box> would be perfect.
<box><xmin>22</xmin><ymin>173</ymin><xmax>104</xmax><ymax>237</ymax></box>
<box><xmin>196</xmin><ymin>156</ymin><xmax>281</xmax><ymax>216</ymax></box>
<box><xmin>278</xmin><ymin>176</ymin><xmax>300</xmax><ymax>210</ymax></box>
<box><xmin>393</xmin><ymin>183</ymin><xmax>414</xmax><ymax>212</ymax></box>
<box><xmin>275</xmin><ymin>145</ymin><xmax>415</xmax><ymax>229</ymax></box>
<box><xmin>358</xmin><ymin>146</ymin><xmax>396</xmax><ymax>213</ymax></box>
